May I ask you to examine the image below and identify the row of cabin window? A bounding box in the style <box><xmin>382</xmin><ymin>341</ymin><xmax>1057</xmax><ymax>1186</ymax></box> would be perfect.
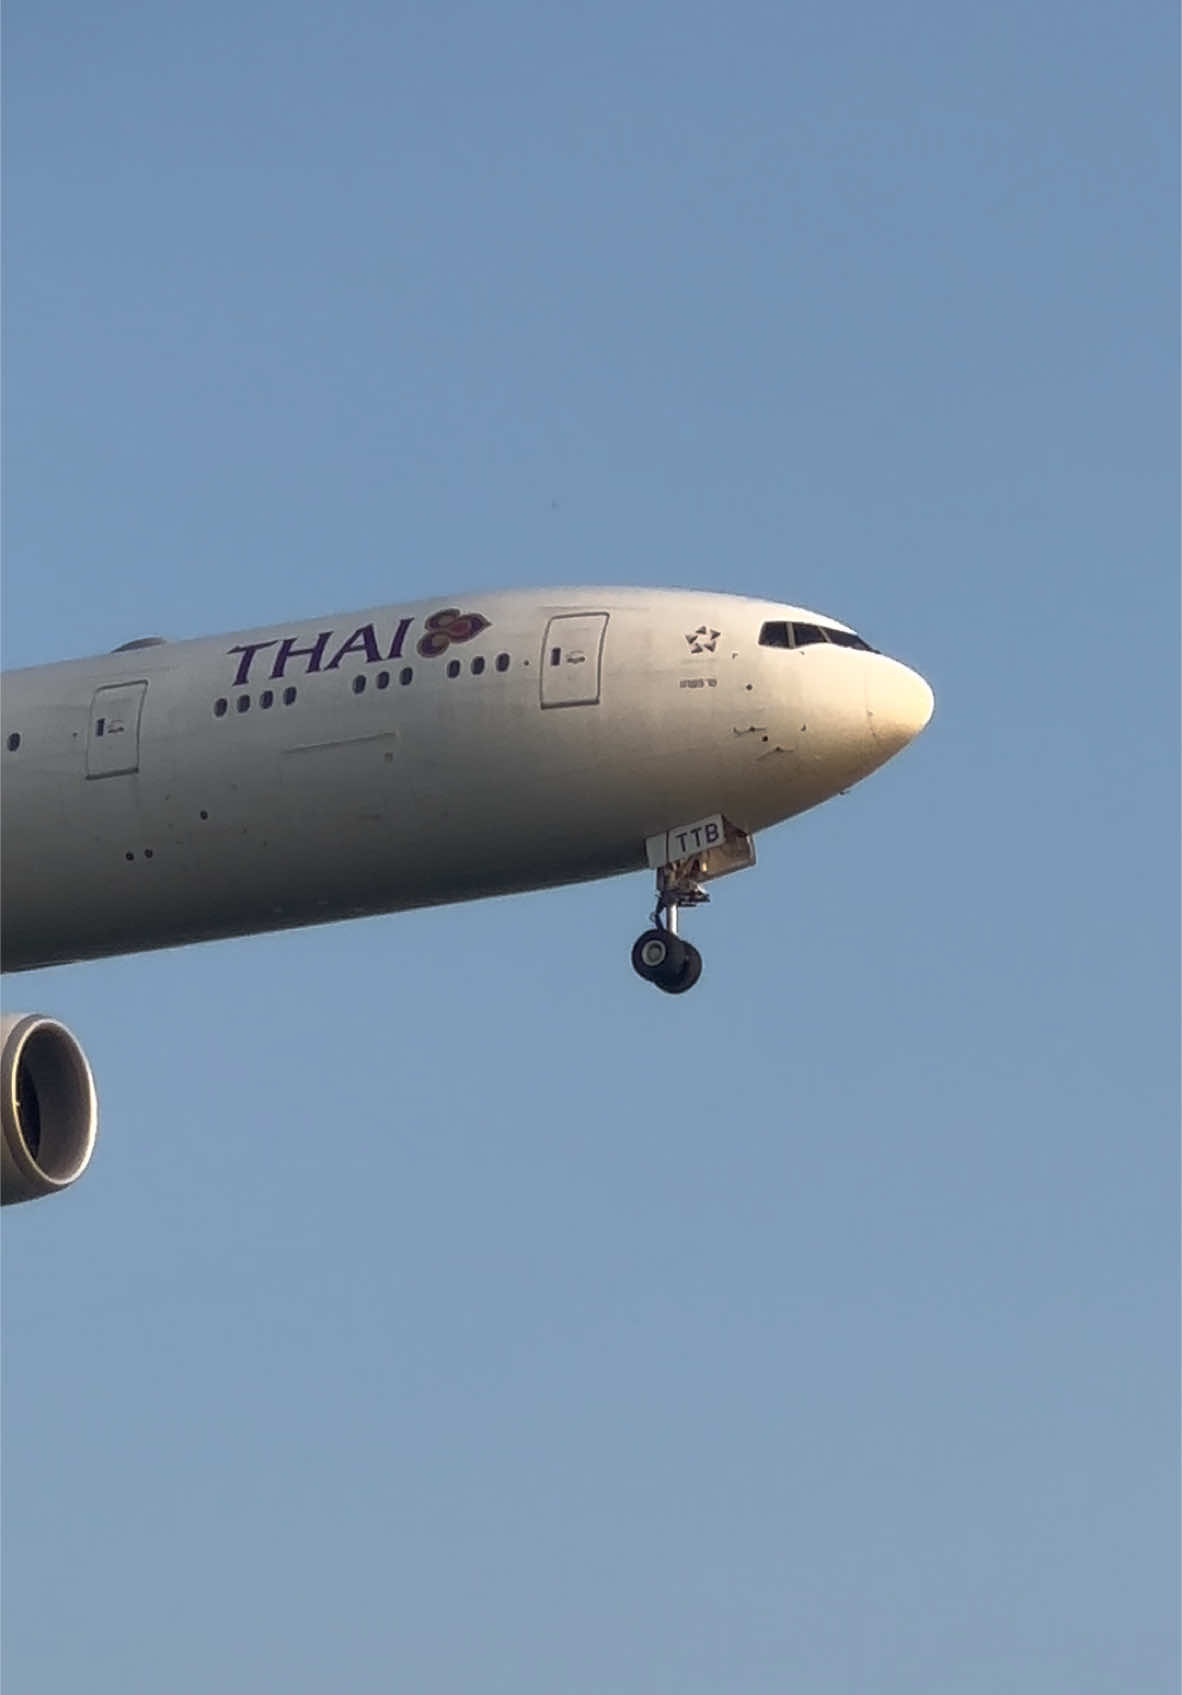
<box><xmin>758</xmin><ymin>621</ymin><xmax>876</xmax><ymax>652</ymax></box>
<box><xmin>212</xmin><ymin>652</ymin><xmax>513</xmax><ymax>717</ymax></box>
<box><xmin>214</xmin><ymin>686</ymin><xmax>300</xmax><ymax>716</ymax></box>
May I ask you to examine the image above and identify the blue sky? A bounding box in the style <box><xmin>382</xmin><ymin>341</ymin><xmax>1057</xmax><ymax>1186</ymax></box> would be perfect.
<box><xmin>3</xmin><ymin>3</ymin><xmax>1177</xmax><ymax>1690</ymax></box>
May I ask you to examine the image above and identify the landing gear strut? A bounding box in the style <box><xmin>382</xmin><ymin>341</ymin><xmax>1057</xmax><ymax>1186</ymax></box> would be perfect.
<box><xmin>630</xmin><ymin>862</ymin><xmax>709</xmax><ymax>995</ymax></box>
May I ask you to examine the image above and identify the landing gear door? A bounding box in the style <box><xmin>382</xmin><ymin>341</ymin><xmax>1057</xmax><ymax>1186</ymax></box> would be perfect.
<box><xmin>540</xmin><ymin>613</ymin><xmax>608</xmax><ymax>708</ymax></box>
<box><xmin>645</xmin><ymin>814</ymin><xmax>756</xmax><ymax>883</ymax></box>
<box><xmin>86</xmin><ymin>681</ymin><xmax>148</xmax><ymax>778</ymax></box>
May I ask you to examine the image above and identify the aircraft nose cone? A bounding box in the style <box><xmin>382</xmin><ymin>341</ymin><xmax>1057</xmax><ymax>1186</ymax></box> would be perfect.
<box><xmin>865</xmin><ymin>660</ymin><xmax>934</xmax><ymax>756</ymax></box>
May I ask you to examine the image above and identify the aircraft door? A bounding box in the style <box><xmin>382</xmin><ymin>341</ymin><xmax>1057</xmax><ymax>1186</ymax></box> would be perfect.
<box><xmin>540</xmin><ymin>613</ymin><xmax>609</xmax><ymax>708</ymax></box>
<box><xmin>86</xmin><ymin>682</ymin><xmax>148</xmax><ymax>778</ymax></box>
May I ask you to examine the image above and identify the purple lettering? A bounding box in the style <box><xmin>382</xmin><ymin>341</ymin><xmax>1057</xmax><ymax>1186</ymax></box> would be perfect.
<box><xmin>325</xmin><ymin>623</ymin><xmax>381</xmax><ymax>670</ymax></box>
<box><xmin>227</xmin><ymin>640</ymin><xmax>279</xmax><ymax>687</ymax></box>
<box><xmin>270</xmin><ymin>630</ymin><xmax>333</xmax><ymax>680</ymax></box>
<box><xmin>387</xmin><ymin>617</ymin><xmax>413</xmax><ymax>660</ymax></box>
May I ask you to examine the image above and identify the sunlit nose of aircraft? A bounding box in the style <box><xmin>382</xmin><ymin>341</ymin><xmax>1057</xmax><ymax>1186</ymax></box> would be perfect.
<box><xmin>865</xmin><ymin>659</ymin><xmax>935</xmax><ymax>756</ymax></box>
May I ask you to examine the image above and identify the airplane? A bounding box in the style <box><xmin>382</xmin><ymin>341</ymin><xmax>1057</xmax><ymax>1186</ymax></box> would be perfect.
<box><xmin>0</xmin><ymin>584</ymin><xmax>933</xmax><ymax>1205</ymax></box>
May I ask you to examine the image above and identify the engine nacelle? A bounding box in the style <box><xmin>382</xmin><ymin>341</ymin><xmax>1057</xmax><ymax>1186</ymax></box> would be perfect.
<box><xmin>1</xmin><ymin>1014</ymin><xmax>99</xmax><ymax>1205</ymax></box>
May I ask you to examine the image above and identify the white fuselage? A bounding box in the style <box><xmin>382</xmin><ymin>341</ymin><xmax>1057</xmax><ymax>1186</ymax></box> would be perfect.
<box><xmin>0</xmin><ymin>586</ymin><xmax>932</xmax><ymax>971</ymax></box>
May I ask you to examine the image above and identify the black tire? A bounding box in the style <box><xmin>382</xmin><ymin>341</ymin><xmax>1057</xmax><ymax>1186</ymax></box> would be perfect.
<box><xmin>631</xmin><ymin>928</ymin><xmax>685</xmax><ymax>983</ymax></box>
<box><xmin>659</xmin><ymin>940</ymin><xmax>703</xmax><ymax>995</ymax></box>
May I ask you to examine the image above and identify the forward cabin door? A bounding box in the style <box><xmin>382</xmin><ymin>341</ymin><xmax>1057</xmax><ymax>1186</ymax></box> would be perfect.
<box><xmin>86</xmin><ymin>682</ymin><xmax>148</xmax><ymax>777</ymax></box>
<box><xmin>540</xmin><ymin>613</ymin><xmax>608</xmax><ymax>708</ymax></box>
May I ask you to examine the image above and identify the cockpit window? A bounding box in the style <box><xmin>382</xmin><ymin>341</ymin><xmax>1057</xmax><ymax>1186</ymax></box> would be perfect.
<box><xmin>760</xmin><ymin>619</ymin><xmax>878</xmax><ymax>652</ymax></box>
<box><xmin>826</xmin><ymin>629</ymin><xmax>876</xmax><ymax>652</ymax></box>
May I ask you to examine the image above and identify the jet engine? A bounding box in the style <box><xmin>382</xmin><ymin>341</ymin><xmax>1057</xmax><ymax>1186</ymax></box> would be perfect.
<box><xmin>1</xmin><ymin>1013</ymin><xmax>98</xmax><ymax>1205</ymax></box>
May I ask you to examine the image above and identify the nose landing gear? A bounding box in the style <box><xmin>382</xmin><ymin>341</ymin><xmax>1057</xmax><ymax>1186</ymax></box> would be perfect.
<box><xmin>630</xmin><ymin>864</ymin><xmax>709</xmax><ymax>995</ymax></box>
<box><xmin>631</xmin><ymin>815</ymin><xmax>757</xmax><ymax>996</ymax></box>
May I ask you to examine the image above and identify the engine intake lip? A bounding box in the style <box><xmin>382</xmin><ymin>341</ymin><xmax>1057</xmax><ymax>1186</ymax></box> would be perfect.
<box><xmin>2</xmin><ymin>1014</ymin><xmax>98</xmax><ymax>1198</ymax></box>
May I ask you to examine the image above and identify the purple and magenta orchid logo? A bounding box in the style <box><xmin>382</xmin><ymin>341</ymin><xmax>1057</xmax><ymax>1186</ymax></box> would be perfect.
<box><xmin>416</xmin><ymin>608</ymin><xmax>491</xmax><ymax>659</ymax></box>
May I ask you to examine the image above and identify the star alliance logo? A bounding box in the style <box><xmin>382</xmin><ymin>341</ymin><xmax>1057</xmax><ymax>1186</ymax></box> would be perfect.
<box><xmin>685</xmin><ymin>625</ymin><xmax>720</xmax><ymax>654</ymax></box>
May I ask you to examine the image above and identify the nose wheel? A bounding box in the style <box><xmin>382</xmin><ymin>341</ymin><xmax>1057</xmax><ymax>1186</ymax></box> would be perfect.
<box><xmin>631</xmin><ymin>863</ymin><xmax>708</xmax><ymax>995</ymax></box>
<box><xmin>631</xmin><ymin>929</ymin><xmax>703</xmax><ymax>994</ymax></box>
